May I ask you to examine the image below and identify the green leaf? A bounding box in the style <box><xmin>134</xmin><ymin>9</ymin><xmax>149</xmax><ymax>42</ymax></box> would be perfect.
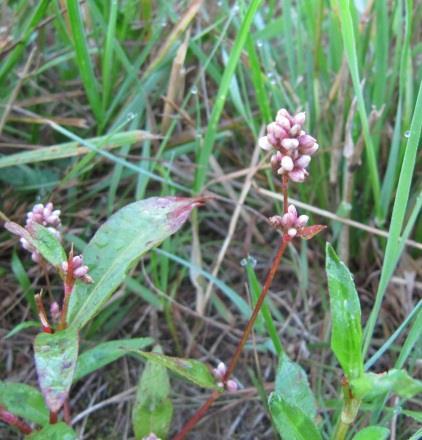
<box><xmin>132</xmin><ymin>346</ymin><xmax>173</xmax><ymax>439</ymax></box>
<box><xmin>137</xmin><ymin>351</ymin><xmax>220</xmax><ymax>390</ymax></box>
<box><xmin>351</xmin><ymin>369</ymin><xmax>422</xmax><ymax>400</ymax></box>
<box><xmin>4</xmin><ymin>320</ymin><xmax>39</xmax><ymax>339</ymax></box>
<box><xmin>274</xmin><ymin>354</ymin><xmax>317</xmax><ymax>419</ymax></box>
<box><xmin>34</xmin><ymin>328</ymin><xmax>79</xmax><ymax>413</ymax></box>
<box><xmin>325</xmin><ymin>243</ymin><xmax>363</xmax><ymax>379</ymax></box>
<box><xmin>268</xmin><ymin>393</ymin><xmax>322</xmax><ymax>440</ymax></box>
<box><xmin>74</xmin><ymin>337</ymin><xmax>154</xmax><ymax>382</ymax></box>
<box><xmin>0</xmin><ymin>381</ymin><xmax>48</xmax><ymax>426</ymax></box>
<box><xmin>26</xmin><ymin>422</ymin><xmax>77</xmax><ymax>439</ymax></box>
<box><xmin>68</xmin><ymin>197</ymin><xmax>203</xmax><ymax>329</ymax></box>
<box><xmin>352</xmin><ymin>426</ymin><xmax>390</xmax><ymax>440</ymax></box>
<box><xmin>4</xmin><ymin>221</ymin><xmax>66</xmax><ymax>267</ymax></box>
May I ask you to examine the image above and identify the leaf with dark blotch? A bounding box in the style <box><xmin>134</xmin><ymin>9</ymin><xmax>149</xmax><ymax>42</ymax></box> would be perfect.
<box><xmin>299</xmin><ymin>225</ymin><xmax>327</xmax><ymax>240</ymax></box>
<box><xmin>5</xmin><ymin>221</ymin><xmax>66</xmax><ymax>267</ymax></box>
<box><xmin>137</xmin><ymin>351</ymin><xmax>221</xmax><ymax>390</ymax></box>
<box><xmin>74</xmin><ymin>337</ymin><xmax>154</xmax><ymax>382</ymax></box>
<box><xmin>268</xmin><ymin>393</ymin><xmax>322</xmax><ymax>440</ymax></box>
<box><xmin>326</xmin><ymin>243</ymin><xmax>363</xmax><ymax>379</ymax></box>
<box><xmin>0</xmin><ymin>381</ymin><xmax>48</xmax><ymax>426</ymax></box>
<box><xmin>351</xmin><ymin>369</ymin><xmax>422</xmax><ymax>400</ymax></box>
<box><xmin>68</xmin><ymin>196</ymin><xmax>205</xmax><ymax>329</ymax></box>
<box><xmin>132</xmin><ymin>346</ymin><xmax>173</xmax><ymax>439</ymax></box>
<box><xmin>352</xmin><ymin>426</ymin><xmax>390</xmax><ymax>440</ymax></box>
<box><xmin>34</xmin><ymin>328</ymin><xmax>79</xmax><ymax>413</ymax></box>
<box><xmin>26</xmin><ymin>422</ymin><xmax>77</xmax><ymax>439</ymax></box>
<box><xmin>274</xmin><ymin>354</ymin><xmax>317</xmax><ymax>420</ymax></box>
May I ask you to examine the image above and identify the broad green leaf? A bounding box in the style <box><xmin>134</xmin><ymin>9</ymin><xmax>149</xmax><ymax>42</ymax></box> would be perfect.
<box><xmin>351</xmin><ymin>369</ymin><xmax>422</xmax><ymax>400</ymax></box>
<box><xmin>5</xmin><ymin>221</ymin><xmax>66</xmax><ymax>267</ymax></box>
<box><xmin>0</xmin><ymin>381</ymin><xmax>48</xmax><ymax>426</ymax></box>
<box><xmin>326</xmin><ymin>243</ymin><xmax>363</xmax><ymax>379</ymax></box>
<box><xmin>26</xmin><ymin>422</ymin><xmax>77</xmax><ymax>439</ymax></box>
<box><xmin>274</xmin><ymin>354</ymin><xmax>317</xmax><ymax>419</ymax></box>
<box><xmin>34</xmin><ymin>328</ymin><xmax>79</xmax><ymax>412</ymax></box>
<box><xmin>352</xmin><ymin>426</ymin><xmax>390</xmax><ymax>440</ymax></box>
<box><xmin>268</xmin><ymin>393</ymin><xmax>322</xmax><ymax>440</ymax></box>
<box><xmin>132</xmin><ymin>346</ymin><xmax>173</xmax><ymax>439</ymax></box>
<box><xmin>68</xmin><ymin>197</ymin><xmax>204</xmax><ymax>329</ymax></box>
<box><xmin>74</xmin><ymin>337</ymin><xmax>154</xmax><ymax>382</ymax></box>
<box><xmin>137</xmin><ymin>351</ymin><xmax>220</xmax><ymax>390</ymax></box>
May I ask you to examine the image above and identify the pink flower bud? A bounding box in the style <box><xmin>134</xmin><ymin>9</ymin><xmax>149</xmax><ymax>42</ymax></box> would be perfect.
<box><xmin>295</xmin><ymin>155</ymin><xmax>311</xmax><ymax>168</ymax></box>
<box><xmin>296</xmin><ymin>215</ymin><xmax>309</xmax><ymax>228</ymax></box>
<box><xmin>50</xmin><ymin>302</ymin><xmax>61</xmax><ymax>323</ymax></box>
<box><xmin>267</xmin><ymin>132</ymin><xmax>278</xmax><ymax>146</ymax></box>
<box><xmin>298</xmin><ymin>134</ymin><xmax>316</xmax><ymax>149</ymax></box>
<box><xmin>33</xmin><ymin>204</ymin><xmax>44</xmax><ymax>213</ymax></box>
<box><xmin>31</xmin><ymin>252</ymin><xmax>41</xmax><ymax>263</ymax></box>
<box><xmin>74</xmin><ymin>265</ymin><xmax>89</xmax><ymax>278</ymax></box>
<box><xmin>271</xmin><ymin>154</ymin><xmax>280</xmax><ymax>170</ymax></box>
<box><xmin>287</xmin><ymin>204</ymin><xmax>298</xmax><ymax>219</ymax></box>
<box><xmin>72</xmin><ymin>255</ymin><xmax>83</xmax><ymax>267</ymax></box>
<box><xmin>276</xmin><ymin>115</ymin><xmax>291</xmax><ymax>130</ymax></box>
<box><xmin>281</xmin><ymin>138</ymin><xmax>299</xmax><ymax>150</ymax></box>
<box><xmin>269</xmin><ymin>216</ymin><xmax>283</xmax><ymax>228</ymax></box>
<box><xmin>281</xmin><ymin>212</ymin><xmax>294</xmax><ymax>228</ymax></box>
<box><xmin>258</xmin><ymin>136</ymin><xmax>272</xmax><ymax>151</ymax></box>
<box><xmin>301</xmin><ymin>143</ymin><xmax>319</xmax><ymax>156</ymax></box>
<box><xmin>289</xmin><ymin>169</ymin><xmax>306</xmax><ymax>182</ymax></box>
<box><xmin>293</xmin><ymin>112</ymin><xmax>306</xmax><ymax>126</ymax></box>
<box><xmin>226</xmin><ymin>380</ymin><xmax>238</xmax><ymax>392</ymax></box>
<box><xmin>289</xmin><ymin>124</ymin><xmax>301</xmax><ymax>136</ymax></box>
<box><xmin>281</xmin><ymin>155</ymin><xmax>294</xmax><ymax>172</ymax></box>
<box><xmin>288</xmin><ymin>228</ymin><xmax>297</xmax><ymax>238</ymax></box>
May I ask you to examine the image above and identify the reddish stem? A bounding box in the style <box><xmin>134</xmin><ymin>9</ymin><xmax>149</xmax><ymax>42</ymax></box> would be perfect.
<box><xmin>0</xmin><ymin>405</ymin><xmax>32</xmax><ymax>435</ymax></box>
<box><xmin>49</xmin><ymin>410</ymin><xmax>57</xmax><ymax>424</ymax></box>
<box><xmin>174</xmin><ymin>235</ymin><xmax>290</xmax><ymax>439</ymax></box>
<box><xmin>58</xmin><ymin>251</ymin><xmax>75</xmax><ymax>330</ymax></box>
<box><xmin>35</xmin><ymin>293</ymin><xmax>53</xmax><ymax>334</ymax></box>
<box><xmin>63</xmin><ymin>399</ymin><xmax>71</xmax><ymax>425</ymax></box>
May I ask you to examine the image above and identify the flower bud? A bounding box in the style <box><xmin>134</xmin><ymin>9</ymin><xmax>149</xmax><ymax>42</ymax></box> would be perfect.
<box><xmin>289</xmin><ymin>169</ymin><xmax>306</xmax><ymax>182</ymax></box>
<box><xmin>258</xmin><ymin>136</ymin><xmax>272</xmax><ymax>151</ymax></box>
<box><xmin>226</xmin><ymin>379</ymin><xmax>238</xmax><ymax>392</ymax></box>
<box><xmin>281</xmin><ymin>155</ymin><xmax>294</xmax><ymax>172</ymax></box>
<box><xmin>295</xmin><ymin>155</ymin><xmax>311</xmax><ymax>168</ymax></box>
<box><xmin>296</xmin><ymin>215</ymin><xmax>309</xmax><ymax>228</ymax></box>
<box><xmin>281</xmin><ymin>138</ymin><xmax>299</xmax><ymax>150</ymax></box>
<box><xmin>289</xmin><ymin>124</ymin><xmax>301</xmax><ymax>136</ymax></box>
<box><xmin>288</xmin><ymin>228</ymin><xmax>297</xmax><ymax>238</ymax></box>
<box><xmin>74</xmin><ymin>265</ymin><xmax>89</xmax><ymax>278</ymax></box>
<box><xmin>293</xmin><ymin>112</ymin><xmax>306</xmax><ymax>126</ymax></box>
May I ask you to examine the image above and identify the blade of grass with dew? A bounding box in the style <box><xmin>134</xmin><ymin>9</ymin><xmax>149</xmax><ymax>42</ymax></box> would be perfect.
<box><xmin>0</xmin><ymin>0</ymin><xmax>50</xmax><ymax>85</ymax></box>
<box><xmin>66</xmin><ymin>0</ymin><xmax>103</xmax><ymax>122</ymax></box>
<box><xmin>336</xmin><ymin>0</ymin><xmax>382</xmax><ymax>220</ymax></box>
<box><xmin>101</xmin><ymin>0</ymin><xmax>118</xmax><ymax>111</ymax></box>
<box><xmin>363</xmin><ymin>79</ymin><xmax>422</xmax><ymax>357</ymax></box>
<box><xmin>194</xmin><ymin>0</ymin><xmax>263</xmax><ymax>193</ymax></box>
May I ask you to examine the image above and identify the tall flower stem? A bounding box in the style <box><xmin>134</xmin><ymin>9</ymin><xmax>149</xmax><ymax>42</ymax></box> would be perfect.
<box><xmin>174</xmin><ymin>235</ymin><xmax>290</xmax><ymax>440</ymax></box>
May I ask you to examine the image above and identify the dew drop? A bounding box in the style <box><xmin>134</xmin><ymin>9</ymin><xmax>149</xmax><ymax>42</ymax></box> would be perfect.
<box><xmin>404</xmin><ymin>130</ymin><xmax>411</xmax><ymax>138</ymax></box>
<box><xmin>257</xmin><ymin>40</ymin><xmax>263</xmax><ymax>48</ymax></box>
<box><xmin>190</xmin><ymin>85</ymin><xmax>198</xmax><ymax>95</ymax></box>
<box><xmin>240</xmin><ymin>255</ymin><xmax>257</xmax><ymax>268</ymax></box>
<box><xmin>127</xmin><ymin>112</ymin><xmax>137</xmax><ymax>121</ymax></box>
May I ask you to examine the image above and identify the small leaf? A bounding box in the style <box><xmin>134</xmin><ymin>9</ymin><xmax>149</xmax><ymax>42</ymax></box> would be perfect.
<box><xmin>268</xmin><ymin>393</ymin><xmax>322</xmax><ymax>440</ymax></box>
<box><xmin>0</xmin><ymin>381</ymin><xmax>48</xmax><ymax>426</ymax></box>
<box><xmin>299</xmin><ymin>225</ymin><xmax>327</xmax><ymax>240</ymax></box>
<box><xmin>132</xmin><ymin>346</ymin><xmax>173</xmax><ymax>439</ymax></box>
<box><xmin>4</xmin><ymin>320</ymin><xmax>39</xmax><ymax>339</ymax></box>
<box><xmin>74</xmin><ymin>337</ymin><xmax>154</xmax><ymax>382</ymax></box>
<box><xmin>5</xmin><ymin>221</ymin><xmax>66</xmax><ymax>267</ymax></box>
<box><xmin>68</xmin><ymin>196</ymin><xmax>204</xmax><ymax>329</ymax></box>
<box><xmin>274</xmin><ymin>354</ymin><xmax>317</xmax><ymax>419</ymax></box>
<box><xmin>325</xmin><ymin>243</ymin><xmax>363</xmax><ymax>379</ymax></box>
<box><xmin>26</xmin><ymin>422</ymin><xmax>77</xmax><ymax>439</ymax></box>
<box><xmin>137</xmin><ymin>351</ymin><xmax>221</xmax><ymax>390</ymax></box>
<box><xmin>34</xmin><ymin>328</ymin><xmax>79</xmax><ymax>413</ymax></box>
<box><xmin>352</xmin><ymin>426</ymin><xmax>390</xmax><ymax>440</ymax></box>
<box><xmin>351</xmin><ymin>369</ymin><xmax>422</xmax><ymax>400</ymax></box>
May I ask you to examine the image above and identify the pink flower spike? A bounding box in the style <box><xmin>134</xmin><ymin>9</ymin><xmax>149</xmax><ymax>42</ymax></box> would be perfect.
<box><xmin>258</xmin><ymin>136</ymin><xmax>272</xmax><ymax>151</ymax></box>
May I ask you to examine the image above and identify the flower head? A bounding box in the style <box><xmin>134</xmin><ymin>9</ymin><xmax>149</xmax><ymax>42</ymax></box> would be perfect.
<box><xmin>269</xmin><ymin>204</ymin><xmax>309</xmax><ymax>237</ymax></box>
<box><xmin>62</xmin><ymin>254</ymin><xmax>93</xmax><ymax>284</ymax></box>
<box><xmin>259</xmin><ymin>109</ymin><xmax>318</xmax><ymax>183</ymax></box>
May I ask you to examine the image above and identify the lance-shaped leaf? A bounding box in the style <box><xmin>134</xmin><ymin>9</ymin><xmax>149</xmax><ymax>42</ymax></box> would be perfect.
<box><xmin>352</xmin><ymin>426</ymin><xmax>390</xmax><ymax>440</ymax></box>
<box><xmin>67</xmin><ymin>197</ymin><xmax>204</xmax><ymax>329</ymax></box>
<box><xmin>274</xmin><ymin>354</ymin><xmax>318</xmax><ymax>419</ymax></box>
<box><xmin>74</xmin><ymin>337</ymin><xmax>154</xmax><ymax>382</ymax></box>
<box><xmin>4</xmin><ymin>221</ymin><xmax>66</xmax><ymax>267</ymax></box>
<box><xmin>299</xmin><ymin>224</ymin><xmax>327</xmax><ymax>240</ymax></box>
<box><xmin>326</xmin><ymin>243</ymin><xmax>363</xmax><ymax>379</ymax></box>
<box><xmin>268</xmin><ymin>393</ymin><xmax>322</xmax><ymax>440</ymax></box>
<box><xmin>136</xmin><ymin>351</ymin><xmax>221</xmax><ymax>390</ymax></box>
<box><xmin>350</xmin><ymin>369</ymin><xmax>422</xmax><ymax>400</ymax></box>
<box><xmin>34</xmin><ymin>328</ymin><xmax>79</xmax><ymax>413</ymax></box>
<box><xmin>26</xmin><ymin>422</ymin><xmax>77</xmax><ymax>439</ymax></box>
<box><xmin>132</xmin><ymin>346</ymin><xmax>173</xmax><ymax>439</ymax></box>
<box><xmin>0</xmin><ymin>382</ymin><xmax>48</xmax><ymax>426</ymax></box>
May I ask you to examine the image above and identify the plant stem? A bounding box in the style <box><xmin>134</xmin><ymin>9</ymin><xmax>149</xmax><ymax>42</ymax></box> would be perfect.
<box><xmin>35</xmin><ymin>292</ymin><xmax>53</xmax><ymax>333</ymax></box>
<box><xmin>174</xmin><ymin>235</ymin><xmax>290</xmax><ymax>439</ymax></box>
<box><xmin>282</xmin><ymin>174</ymin><xmax>289</xmax><ymax>213</ymax></box>
<box><xmin>63</xmin><ymin>398</ymin><xmax>71</xmax><ymax>425</ymax></box>
<box><xmin>49</xmin><ymin>410</ymin><xmax>57</xmax><ymax>424</ymax></box>
<box><xmin>0</xmin><ymin>405</ymin><xmax>32</xmax><ymax>435</ymax></box>
<box><xmin>333</xmin><ymin>419</ymin><xmax>349</xmax><ymax>440</ymax></box>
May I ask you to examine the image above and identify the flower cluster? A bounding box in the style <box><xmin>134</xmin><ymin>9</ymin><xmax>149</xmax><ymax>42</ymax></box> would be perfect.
<box><xmin>20</xmin><ymin>202</ymin><xmax>61</xmax><ymax>263</ymax></box>
<box><xmin>62</xmin><ymin>255</ymin><xmax>93</xmax><ymax>284</ymax></box>
<box><xmin>269</xmin><ymin>205</ymin><xmax>309</xmax><ymax>238</ymax></box>
<box><xmin>259</xmin><ymin>109</ymin><xmax>318</xmax><ymax>182</ymax></box>
<box><xmin>213</xmin><ymin>362</ymin><xmax>238</xmax><ymax>392</ymax></box>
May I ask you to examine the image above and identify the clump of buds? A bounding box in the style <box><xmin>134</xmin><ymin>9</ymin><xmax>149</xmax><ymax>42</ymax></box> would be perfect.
<box><xmin>213</xmin><ymin>362</ymin><xmax>238</xmax><ymax>392</ymax></box>
<box><xmin>269</xmin><ymin>205</ymin><xmax>309</xmax><ymax>238</ymax></box>
<box><xmin>20</xmin><ymin>202</ymin><xmax>62</xmax><ymax>263</ymax></box>
<box><xmin>62</xmin><ymin>255</ymin><xmax>93</xmax><ymax>284</ymax></box>
<box><xmin>259</xmin><ymin>109</ymin><xmax>318</xmax><ymax>182</ymax></box>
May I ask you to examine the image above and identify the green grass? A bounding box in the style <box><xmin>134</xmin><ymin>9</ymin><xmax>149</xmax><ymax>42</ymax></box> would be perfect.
<box><xmin>0</xmin><ymin>1</ymin><xmax>421</xmax><ymax>438</ymax></box>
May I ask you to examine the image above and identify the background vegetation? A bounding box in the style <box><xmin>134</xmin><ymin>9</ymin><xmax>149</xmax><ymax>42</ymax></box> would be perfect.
<box><xmin>0</xmin><ymin>0</ymin><xmax>420</xmax><ymax>438</ymax></box>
